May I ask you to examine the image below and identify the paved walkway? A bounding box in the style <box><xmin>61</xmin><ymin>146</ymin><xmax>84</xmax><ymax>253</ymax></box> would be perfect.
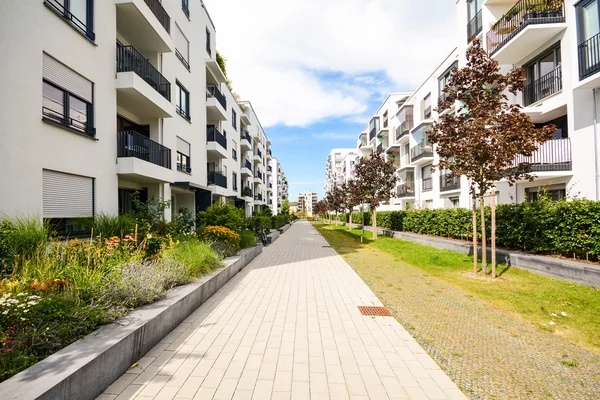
<box><xmin>98</xmin><ymin>221</ymin><xmax>465</xmax><ymax>400</ymax></box>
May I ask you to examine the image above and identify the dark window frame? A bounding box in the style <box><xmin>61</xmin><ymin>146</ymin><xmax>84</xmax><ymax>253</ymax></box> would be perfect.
<box><xmin>232</xmin><ymin>109</ymin><xmax>238</xmax><ymax>130</ymax></box>
<box><xmin>576</xmin><ymin>0</ymin><xmax>600</xmax><ymax>45</ymax></box>
<box><xmin>524</xmin><ymin>44</ymin><xmax>562</xmax><ymax>85</ymax></box>
<box><xmin>44</xmin><ymin>0</ymin><xmax>95</xmax><ymax>42</ymax></box>
<box><xmin>175</xmin><ymin>81</ymin><xmax>191</xmax><ymax>122</ymax></box>
<box><xmin>233</xmin><ymin>172</ymin><xmax>238</xmax><ymax>192</ymax></box>
<box><xmin>182</xmin><ymin>0</ymin><xmax>190</xmax><ymax>19</ymax></box>
<box><xmin>177</xmin><ymin>151</ymin><xmax>192</xmax><ymax>173</ymax></box>
<box><xmin>42</xmin><ymin>79</ymin><xmax>95</xmax><ymax>138</ymax></box>
<box><xmin>206</xmin><ymin>28</ymin><xmax>212</xmax><ymax>56</ymax></box>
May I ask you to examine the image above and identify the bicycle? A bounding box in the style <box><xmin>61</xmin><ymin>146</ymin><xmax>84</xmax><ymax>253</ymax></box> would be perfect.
<box><xmin>256</xmin><ymin>227</ymin><xmax>268</xmax><ymax>245</ymax></box>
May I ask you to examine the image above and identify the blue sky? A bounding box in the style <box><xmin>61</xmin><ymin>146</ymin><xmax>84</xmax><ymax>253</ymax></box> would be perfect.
<box><xmin>203</xmin><ymin>0</ymin><xmax>457</xmax><ymax>201</ymax></box>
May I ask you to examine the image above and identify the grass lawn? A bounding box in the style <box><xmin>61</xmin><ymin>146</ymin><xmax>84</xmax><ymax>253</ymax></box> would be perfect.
<box><xmin>315</xmin><ymin>223</ymin><xmax>600</xmax><ymax>355</ymax></box>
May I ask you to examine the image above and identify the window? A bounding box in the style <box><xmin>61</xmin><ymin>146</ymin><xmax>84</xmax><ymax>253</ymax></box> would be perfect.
<box><xmin>232</xmin><ymin>110</ymin><xmax>238</xmax><ymax>130</ymax></box>
<box><xmin>527</xmin><ymin>186</ymin><xmax>566</xmax><ymax>202</ymax></box>
<box><xmin>450</xmin><ymin>197</ymin><xmax>460</xmax><ymax>208</ymax></box>
<box><xmin>206</xmin><ymin>28</ymin><xmax>211</xmax><ymax>56</ymax></box>
<box><xmin>438</xmin><ymin>62</ymin><xmax>458</xmax><ymax>105</ymax></box>
<box><xmin>233</xmin><ymin>172</ymin><xmax>238</xmax><ymax>191</ymax></box>
<box><xmin>182</xmin><ymin>0</ymin><xmax>190</xmax><ymax>18</ymax></box>
<box><xmin>175</xmin><ymin>25</ymin><xmax>190</xmax><ymax>70</ymax></box>
<box><xmin>577</xmin><ymin>0</ymin><xmax>600</xmax><ymax>79</ymax></box>
<box><xmin>45</xmin><ymin>0</ymin><xmax>95</xmax><ymax>41</ymax></box>
<box><xmin>536</xmin><ymin>115</ymin><xmax>568</xmax><ymax>139</ymax></box>
<box><xmin>423</xmin><ymin>94</ymin><xmax>432</xmax><ymax>119</ymax></box>
<box><xmin>42</xmin><ymin>54</ymin><xmax>94</xmax><ymax>137</ymax></box>
<box><xmin>467</xmin><ymin>0</ymin><xmax>483</xmax><ymax>40</ymax></box>
<box><xmin>383</xmin><ymin>111</ymin><xmax>389</xmax><ymax>128</ymax></box>
<box><xmin>177</xmin><ymin>137</ymin><xmax>191</xmax><ymax>173</ymax></box>
<box><xmin>175</xmin><ymin>81</ymin><xmax>190</xmax><ymax>121</ymax></box>
<box><xmin>118</xmin><ymin>188</ymin><xmax>147</xmax><ymax>215</ymax></box>
<box><xmin>524</xmin><ymin>45</ymin><xmax>562</xmax><ymax>105</ymax></box>
<box><xmin>422</xmin><ymin>165</ymin><xmax>433</xmax><ymax>192</ymax></box>
<box><xmin>232</xmin><ymin>140</ymin><xmax>238</xmax><ymax>160</ymax></box>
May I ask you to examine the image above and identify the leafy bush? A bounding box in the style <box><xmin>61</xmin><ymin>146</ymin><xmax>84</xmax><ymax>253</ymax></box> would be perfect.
<box><xmin>339</xmin><ymin>199</ymin><xmax>600</xmax><ymax>261</ymax></box>
<box><xmin>196</xmin><ymin>203</ymin><xmax>246</xmax><ymax>232</ymax></box>
<box><xmin>240</xmin><ymin>230</ymin><xmax>256</xmax><ymax>249</ymax></box>
<box><xmin>164</xmin><ymin>240</ymin><xmax>221</xmax><ymax>278</ymax></box>
<box><xmin>201</xmin><ymin>226</ymin><xmax>241</xmax><ymax>250</ymax></box>
<box><xmin>271</xmin><ymin>214</ymin><xmax>287</xmax><ymax>230</ymax></box>
<box><xmin>247</xmin><ymin>215</ymin><xmax>271</xmax><ymax>234</ymax></box>
<box><xmin>168</xmin><ymin>207</ymin><xmax>195</xmax><ymax>237</ymax></box>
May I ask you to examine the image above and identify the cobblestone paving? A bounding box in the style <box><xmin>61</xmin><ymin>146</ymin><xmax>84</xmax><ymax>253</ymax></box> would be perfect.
<box><xmin>331</xmin><ymin>236</ymin><xmax>600</xmax><ymax>399</ymax></box>
<box><xmin>98</xmin><ymin>221</ymin><xmax>465</xmax><ymax>400</ymax></box>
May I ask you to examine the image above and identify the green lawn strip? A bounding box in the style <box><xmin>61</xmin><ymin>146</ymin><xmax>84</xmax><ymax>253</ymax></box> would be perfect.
<box><xmin>315</xmin><ymin>223</ymin><xmax>600</xmax><ymax>354</ymax></box>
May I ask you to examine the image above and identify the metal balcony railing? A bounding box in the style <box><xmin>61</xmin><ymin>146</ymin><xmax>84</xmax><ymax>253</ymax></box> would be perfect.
<box><xmin>396</xmin><ymin>123</ymin><xmax>410</xmax><ymax>140</ymax></box>
<box><xmin>369</xmin><ymin>127</ymin><xmax>376</xmax><ymax>142</ymax></box>
<box><xmin>207</xmin><ymin>125</ymin><xmax>227</xmax><ymax>149</ymax></box>
<box><xmin>241</xmin><ymin>131</ymin><xmax>252</xmax><ymax>143</ymax></box>
<box><xmin>410</xmin><ymin>142</ymin><xmax>434</xmax><ymax>162</ymax></box>
<box><xmin>117</xmin><ymin>43</ymin><xmax>171</xmax><ymax>100</ymax></box>
<box><xmin>207</xmin><ymin>171</ymin><xmax>227</xmax><ymax>188</ymax></box>
<box><xmin>423</xmin><ymin>106</ymin><xmax>432</xmax><ymax>119</ymax></box>
<box><xmin>243</xmin><ymin>158</ymin><xmax>252</xmax><ymax>171</ymax></box>
<box><xmin>513</xmin><ymin>138</ymin><xmax>572</xmax><ymax>172</ymax></box>
<box><xmin>578</xmin><ymin>33</ymin><xmax>600</xmax><ymax>80</ymax></box>
<box><xmin>206</xmin><ymin>85</ymin><xmax>227</xmax><ymax>109</ymax></box>
<box><xmin>144</xmin><ymin>0</ymin><xmax>170</xmax><ymax>33</ymax></box>
<box><xmin>255</xmin><ymin>171</ymin><xmax>263</xmax><ymax>180</ymax></box>
<box><xmin>524</xmin><ymin>66</ymin><xmax>562</xmax><ymax>106</ymax></box>
<box><xmin>255</xmin><ymin>194</ymin><xmax>263</xmax><ymax>201</ymax></box>
<box><xmin>117</xmin><ymin>130</ymin><xmax>171</xmax><ymax>169</ymax></box>
<box><xmin>256</xmin><ymin>149</ymin><xmax>262</xmax><ymax>158</ymax></box>
<box><xmin>467</xmin><ymin>9</ymin><xmax>483</xmax><ymax>42</ymax></box>
<box><xmin>397</xmin><ymin>183</ymin><xmax>415</xmax><ymax>198</ymax></box>
<box><xmin>440</xmin><ymin>174</ymin><xmax>461</xmax><ymax>192</ymax></box>
<box><xmin>44</xmin><ymin>0</ymin><xmax>95</xmax><ymax>40</ymax></box>
<box><xmin>487</xmin><ymin>0</ymin><xmax>565</xmax><ymax>56</ymax></box>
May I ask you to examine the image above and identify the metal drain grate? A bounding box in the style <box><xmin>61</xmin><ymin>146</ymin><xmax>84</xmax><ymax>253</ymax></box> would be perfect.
<box><xmin>358</xmin><ymin>306</ymin><xmax>393</xmax><ymax>317</ymax></box>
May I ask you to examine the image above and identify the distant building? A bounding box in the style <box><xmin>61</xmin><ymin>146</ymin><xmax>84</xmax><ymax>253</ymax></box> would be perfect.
<box><xmin>298</xmin><ymin>191</ymin><xmax>318</xmax><ymax>217</ymax></box>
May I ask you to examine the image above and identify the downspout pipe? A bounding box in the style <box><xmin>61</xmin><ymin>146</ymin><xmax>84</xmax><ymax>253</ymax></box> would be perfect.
<box><xmin>594</xmin><ymin>89</ymin><xmax>600</xmax><ymax>201</ymax></box>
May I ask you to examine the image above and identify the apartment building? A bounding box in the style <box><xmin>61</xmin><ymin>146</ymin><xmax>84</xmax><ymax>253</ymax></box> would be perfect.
<box><xmin>324</xmin><ymin>148</ymin><xmax>357</xmax><ymax>193</ymax></box>
<box><xmin>339</xmin><ymin>0</ymin><xmax>600</xmax><ymax>211</ymax></box>
<box><xmin>298</xmin><ymin>191</ymin><xmax>319</xmax><ymax>217</ymax></box>
<box><xmin>0</xmin><ymin>0</ymin><xmax>283</xmax><ymax>233</ymax></box>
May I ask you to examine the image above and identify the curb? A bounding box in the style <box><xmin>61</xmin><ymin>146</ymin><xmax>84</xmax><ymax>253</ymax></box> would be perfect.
<box><xmin>0</xmin><ymin>245</ymin><xmax>263</xmax><ymax>400</ymax></box>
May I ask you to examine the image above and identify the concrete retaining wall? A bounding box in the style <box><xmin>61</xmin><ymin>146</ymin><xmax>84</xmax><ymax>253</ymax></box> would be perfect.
<box><xmin>0</xmin><ymin>245</ymin><xmax>263</xmax><ymax>400</ymax></box>
<box><xmin>342</xmin><ymin>223</ymin><xmax>600</xmax><ymax>287</ymax></box>
<box><xmin>267</xmin><ymin>230</ymin><xmax>280</xmax><ymax>244</ymax></box>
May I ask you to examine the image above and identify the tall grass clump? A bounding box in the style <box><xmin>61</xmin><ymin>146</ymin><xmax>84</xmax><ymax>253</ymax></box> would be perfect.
<box><xmin>164</xmin><ymin>239</ymin><xmax>221</xmax><ymax>277</ymax></box>
<box><xmin>86</xmin><ymin>213</ymin><xmax>135</xmax><ymax>239</ymax></box>
<box><xmin>0</xmin><ymin>216</ymin><xmax>50</xmax><ymax>275</ymax></box>
<box><xmin>240</xmin><ymin>230</ymin><xmax>256</xmax><ymax>249</ymax></box>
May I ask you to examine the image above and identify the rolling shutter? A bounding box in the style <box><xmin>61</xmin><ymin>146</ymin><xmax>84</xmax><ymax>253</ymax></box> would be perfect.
<box><xmin>43</xmin><ymin>170</ymin><xmax>94</xmax><ymax>218</ymax></box>
<box><xmin>175</xmin><ymin>25</ymin><xmax>189</xmax><ymax>61</ymax></box>
<box><xmin>177</xmin><ymin>137</ymin><xmax>190</xmax><ymax>156</ymax></box>
<box><xmin>43</xmin><ymin>53</ymin><xmax>93</xmax><ymax>103</ymax></box>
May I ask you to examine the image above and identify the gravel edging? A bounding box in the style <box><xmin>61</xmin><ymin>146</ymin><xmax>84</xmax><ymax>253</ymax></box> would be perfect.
<box><xmin>0</xmin><ymin>245</ymin><xmax>262</xmax><ymax>400</ymax></box>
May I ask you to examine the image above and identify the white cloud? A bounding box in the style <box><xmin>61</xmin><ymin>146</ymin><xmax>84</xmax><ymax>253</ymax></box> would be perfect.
<box><xmin>204</xmin><ymin>0</ymin><xmax>457</xmax><ymax>127</ymax></box>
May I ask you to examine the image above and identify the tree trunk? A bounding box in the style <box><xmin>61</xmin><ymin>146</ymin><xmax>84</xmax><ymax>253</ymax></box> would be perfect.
<box><xmin>480</xmin><ymin>195</ymin><xmax>487</xmax><ymax>275</ymax></box>
<box><xmin>336</xmin><ymin>212</ymin><xmax>339</xmax><ymax>226</ymax></box>
<box><xmin>372</xmin><ymin>208</ymin><xmax>378</xmax><ymax>240</ymax></box>
<box><xmin>472</xmin><ymin>194</ymin><xmax>477</xmax><ymax>273</ymax></box>
<box><xmin>491</xmin><ymin>188</ymin><xmax>497</xmax><ymax>278</ymax></box>
<box><xmin>349</xmin><ymin>212</ymin><xmax>353</xmax><ymax>231</ymax></box>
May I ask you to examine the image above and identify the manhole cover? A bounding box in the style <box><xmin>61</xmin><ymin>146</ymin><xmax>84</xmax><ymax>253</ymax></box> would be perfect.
<box><xmin>358</xmin><ymin>306</ymin><xmax>393</xmax><ymax>317</ymax></box>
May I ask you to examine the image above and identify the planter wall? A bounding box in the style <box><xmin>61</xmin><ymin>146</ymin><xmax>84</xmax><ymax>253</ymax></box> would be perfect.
<box><xmin>0</xmin><ymin>245</ymin><xmax>262</xmax><ymax>400</ymax></box>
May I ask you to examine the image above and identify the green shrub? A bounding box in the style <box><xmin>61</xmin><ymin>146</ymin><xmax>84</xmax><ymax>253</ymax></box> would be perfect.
<box><xmin>240</xmin><ymin>230</ymin><xmax>256</xmax><ymax>249</ymax></box>
<box><xmin>168</xmin><ymin>207</ymin><xmax>195</xmax><ymax>237</ymax></box>
<box><xmin>164</xmin><ymin>240</ymin><xmax>221</xmax><ymax>277</ymax></box>
<box><xmin>0</xmin><ymin>216</ymin><xmax>50</xmax><ymax>275</ymax></box>
<box><xmin>247</xmin><ymin>215</ymin><xmax>271</xmax><ymax>234</ymax></box>
<box><xmin>271</xmin><ymin>214</ymin><xmax>287</xmax><ymax>230</ymax></box>
<box><xmin>196</xmin><ymin>203</ymin><xmax>246</xmax><ymax>232</ymax></box>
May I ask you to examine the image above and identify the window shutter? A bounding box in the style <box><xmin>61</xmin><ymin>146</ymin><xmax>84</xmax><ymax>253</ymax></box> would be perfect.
<box><xmin>177</xmin><ymin>137</ymin><xmax>190</xmax><ymax>156</ymax></box>
<box><xmin>43</xmin><ymin>53</ymin><xmax>93</xmax><ymax>103</ymax></box>
<box><xmin>175</xmin><ymin>25</ymin><xmax>189</xmax><ymax>61</ymax></box>
<box><xmin>43</xmin><ymin>170</ymin><xmax>94</xmax><ymax>218</ymax></box>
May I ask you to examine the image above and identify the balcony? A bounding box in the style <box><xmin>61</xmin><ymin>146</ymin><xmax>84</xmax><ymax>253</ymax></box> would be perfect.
<box><xmin>208</xmin><ymin>171</ymin><xmax>227</xmax><ymax>188</ymax></box>
<box><xmin>206</xmin><ymin>85</ymin><xmax>227</xmax><ymax>121</ymax></box>
<box><xmin>207</xmin><ymin>126</ymin><xmax>228</xmax><ymax>158</ymax></box>
<box><xmin>116</xmin><ymin>130</ymin><xmax>173</xmax><ymax>183</ymax></box>
<box><xmin>240</xmin><ymin>131</ymin><xmax>252</xmax><ymax>150</ymax></box>
<box><xmin>255</xmin><ymin>171</ymin><xmax>263</xmax><ymax>181</ymax></box>
<box><xmin>440</xmin><ymin>174</ymin><xmax>461</xmax><ymax>192</ymax></box>
<box><xmin>369</xmin><ymin>127</ymin><xmax>377</xmax><ymax>142</ymax></box>
<box><xmin>513</xmin><ymin>138</ymin><xmax>572</xmax><ymax>173</ymax></box>
<box><xmin>523</xmin><ymin>66</ymin><xmax>562</xmax><ymax>106</ymax></box>
<box><xmin>255</xmin><ymin>194</ymin><xmax>263</xmax><ymax>202</ymax></box>
<box><xmin>423</xmin><ymin>106</ymin><xmax>432</xmax><ymax>120</ymax></box>
<box><xmin>486</xmin><ymin>0</ymin><xmax>566</xmax><ymax>65</ymax></box>
<box><xmin>467</xmin><ymin>9</ymin><xmax>482</xmax><ymax>42</ymax></box>
<box><xmin>397</xmin><ymin>183</ymin><xmax>415</xmax><ymax>198</ymax></box>
<box><xmin>396</xmin><ymin>124</ymin><xmax>410</xmax><ymax>141</ymax></box>
<box><xmin>115</xmin><ymin>0</ymin><xmax>173</xmax><ymax>53</ymax></box>
<box><xmin>376</xmin><ymin>142</ymin><xmax>383</xmax><ymax>153</ymax></box>
<box><xmin>578</xmin><ymin>33</ymin><xmax>600</xmax><ymax>84</ymax></box>
<box><xmin>437</xmin><ymin>93</ymin><xmax>454</xmax><ymax>113</ymax></box>
<box><xmin>116</xmin><ymin>43</ymin><xmax>174</xmax><ymax>118</ymax></box>
<box><xmin>241</xmin><ymin>159</ymin><xmax>253</xmax><ymax>176</ymax></box>
<box><xmin>410</xmin><ymin>142</ymin><xmax>434</xmax><ymax>163</ymax></box>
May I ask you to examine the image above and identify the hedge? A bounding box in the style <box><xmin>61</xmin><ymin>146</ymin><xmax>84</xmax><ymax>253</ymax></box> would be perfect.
<box><xmin>336</xmin><ymin>199</ymin><xmax>600</xmax><ymax>261</ymax></box>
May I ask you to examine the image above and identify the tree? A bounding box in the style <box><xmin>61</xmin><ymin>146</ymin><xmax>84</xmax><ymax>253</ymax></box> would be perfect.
<box><xmin>353</xmin><ymin>151</ymin><xmax>398</xmax><ymax>239</ymax></box>
<box><xmin>430</xmin><ymin>39</ymin><xmax>555</xmax><ymax>277</ymax></box>
<box><xmin>280</xmin><ymin>199</ymin><xmax>290</xmax><ymax>215</ymax></box>
<box><xmin>341</xmin><ymin>180</ymin><xmax>362</xmax><ymax>231</ymax></box>
<box><xmin>326</xmin><ymin>186</ymin><xmax>345</xmax><ymax>226</ymax></box>
<box><xmin>313</xmin><ymin>200</ymin><xmax>328</xmax><ymax>220</ymax></box>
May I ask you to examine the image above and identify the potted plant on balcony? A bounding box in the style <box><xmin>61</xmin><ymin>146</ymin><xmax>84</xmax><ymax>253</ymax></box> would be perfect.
<box><xmin>242</xmin><ymin>187</ymin><xmax>252</xmax><ymax>198</ymax></box>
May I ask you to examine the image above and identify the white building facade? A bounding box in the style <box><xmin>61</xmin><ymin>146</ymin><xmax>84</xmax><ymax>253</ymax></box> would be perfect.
<box><xmin>0</xmin><ymin>0</ymin><xmax>284</xmax><ymax>233</ymax></box>
<box><xmin>324</xmin><ymin>148</ymin><xmax>358</xmax><ymax>193</ymax></box>
<box><xmin>337</xmin><ymin>0</ymin><xmax>600</xmax><ymax>211</ymax></box>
